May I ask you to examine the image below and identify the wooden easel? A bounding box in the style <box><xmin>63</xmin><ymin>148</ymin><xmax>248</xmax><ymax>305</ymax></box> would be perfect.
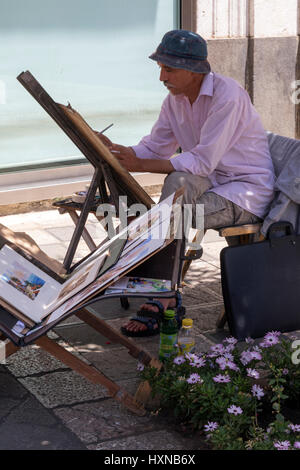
<box><xmin>17</xmin><ymin>71</ymin><xmax>155</xmax><ymax>272</ymax></box>
<box><xmin>0</xmin><ymin>224</ymin><xmax>173</xmax><ymax>416</ymax></box>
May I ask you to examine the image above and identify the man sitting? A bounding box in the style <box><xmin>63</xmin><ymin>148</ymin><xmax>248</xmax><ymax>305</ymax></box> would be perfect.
<box><xmin>97</xmin><ymin>29</ymin><xmax>275</xmax><ymax>337</ymax></box>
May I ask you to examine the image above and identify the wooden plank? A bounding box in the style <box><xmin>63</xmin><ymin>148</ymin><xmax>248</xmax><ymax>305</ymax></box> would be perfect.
<box><xmin>218</xmin><ymin>223</ymin><xmax>262</xmax><ymax>237</ymax></box>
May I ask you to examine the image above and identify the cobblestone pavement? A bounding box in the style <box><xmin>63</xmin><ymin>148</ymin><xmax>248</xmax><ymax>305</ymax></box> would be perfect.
<box><xmin>0</xmin><ymin>204</ymin><xmax>238</xmax><ymax>450</ymax></box>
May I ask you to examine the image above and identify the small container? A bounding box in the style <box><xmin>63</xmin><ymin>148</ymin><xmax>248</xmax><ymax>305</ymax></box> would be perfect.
<box><xmin>178</xmin><ymin>318</ymin><xmax>195</xmax><ymax>355</ymax></box>
<box><xmin>159</xmin><ymin>309</ymin><xmax>178</xmax><ymax>362</ymax></box>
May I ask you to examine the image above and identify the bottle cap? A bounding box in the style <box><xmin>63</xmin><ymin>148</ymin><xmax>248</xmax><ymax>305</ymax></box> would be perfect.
<box><xmin>182</xmin><ymin>318</ymin><xmax>193</xmax><ymax>327</ymax></box>
<box><xmin>164</xmin><ymin>309</ymin><xmax>175</xmax><ymax>319</ymax></box>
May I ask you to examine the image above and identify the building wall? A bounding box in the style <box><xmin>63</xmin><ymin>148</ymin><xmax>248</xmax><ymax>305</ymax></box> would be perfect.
<box><xmin>182</xmin><ymin>0</ymin><xmax>300</xmax><ymax>138</ymax></box>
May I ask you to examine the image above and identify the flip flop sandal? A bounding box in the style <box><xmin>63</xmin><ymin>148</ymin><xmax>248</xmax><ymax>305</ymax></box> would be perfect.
<box><xmin>136</xmin><ymin>292</ymin><xmax>185</xmax><ymax>325</ymax></box>
<box><xmin>120</xmin><ymin>292</ymin><xmax>186</xmax><ymax>338</ymax></box>
<box><xmin>120</xmin><ymin>316</ymin><xmax>160</xmax><ymax>337</ymax></box>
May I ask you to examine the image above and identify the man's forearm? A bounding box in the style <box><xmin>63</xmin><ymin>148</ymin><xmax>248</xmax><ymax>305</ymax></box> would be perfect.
<box><xmin>138</xmin><ymin>158</ymin><xmax>174</xmax><ymax>174</ymax></box>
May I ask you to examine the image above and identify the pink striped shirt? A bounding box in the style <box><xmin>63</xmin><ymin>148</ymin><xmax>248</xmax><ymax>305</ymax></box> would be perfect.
<box><xmin>132</xmin><ymin>72</ymin><xmax>275</xmax><ymax>218</ymax></box>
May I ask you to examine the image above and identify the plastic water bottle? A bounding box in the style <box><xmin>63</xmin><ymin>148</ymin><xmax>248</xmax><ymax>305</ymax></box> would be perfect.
<box><xmin>178</xmin><ymin>318</ymin><xmax>195</xmax><ymax>355</ymax></box>
<box><xmin>159</xmin><ymin>309</ymin><xmax>178</xmax><ymax>362</ymax></box>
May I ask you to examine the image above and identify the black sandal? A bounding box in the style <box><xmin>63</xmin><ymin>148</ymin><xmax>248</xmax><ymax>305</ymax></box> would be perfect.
<box><xmin>120</xmin><ymin>292</ymin><xmax>185</xmax><ymax>337</ymax></box>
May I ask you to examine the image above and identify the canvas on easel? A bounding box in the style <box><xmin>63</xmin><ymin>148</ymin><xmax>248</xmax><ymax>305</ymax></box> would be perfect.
<box><xmin>17</xmin><ymin>70</ymin><xmax>155</xmax><ymax>272</ymax></box>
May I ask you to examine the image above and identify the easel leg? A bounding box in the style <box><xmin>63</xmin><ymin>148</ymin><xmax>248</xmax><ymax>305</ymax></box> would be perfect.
<box><xmin>75</xmin><ymin>308</ymin><xmax>158</xmax><ymax>366</ymax></box>
<box><xmin>35</xmin><ymin>335</ymin><xmax>146</xmax><ymax>416</ymax></box>
<box><xmin>68</xmin><ymin>210</ymin><xmax>97</xmax><ymax>251</ymax></box>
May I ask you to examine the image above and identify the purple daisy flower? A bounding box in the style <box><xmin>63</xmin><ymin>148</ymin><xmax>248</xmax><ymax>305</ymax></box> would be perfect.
<box><xmin>247</xmin><ymin>368</ymin><xmax>260</xmax><ymax>379</ymax></box>
<box><xmin>213</xmin><ymin>374</ymin><xmax>231</xmax><ymax>383</ymax></box>
<box><xmin>250</xmin><ymin>350</ymin><xmax>262</xmax><ymax>361</ymax></box>
<box><xmin>186</xmin><ymin>373</ymin><xmax>203</xmax><ymax>384</ymax></box>
<box><xmin>204</xmin><ymin>421</ymin><xmax>218</xmax><ymax>432</ymax></box>
<box><xmin>223</xmin><ymin>352</ymin><xmax>234</xmax><ymax>361</ymax></box>
<box><xmin>216</xmin><ymin>356</ymin><xmax>227</xmax><ymax>370</ymax></box>
<box><xmin>245</xmin><ymin>337</ymin><xmax>255</xmax><ymax>344</ymax></box>
<box><xmin>223</xmin><ymin>337</ymin><xmax>238</xmax><ymax>345</ymax></box>
<box><xmin>288</xmin><ymin>424</ymin><xmax>300</xmax><ymax>433</ymax></box>
<box><xmin>224</xmin><ymin>343</ymin><xmax>235</xmax><ymax>353</ymax></box>
<box><xmin>251</xmin><ymin>384</ymin><xmax>265</xmax><ymax>400</ymax></box>
<box><xmin>190</xmin><ymin>357</ymin><xmax>206</xmax><ymax>368</ymax></box>
<box><xmin>274</xmin><ymin>440</ymin><xmax>290</xmax><ymax>450</ymax></box>
<box><xmin>211</xmin><ymin>344</ymin><xmax>225</xmax><ymax>355</ymax></box>
<box><xmin>264</xmin><ymin>331</ymin><xmax>280</xmax><ymax>346</ymax></box>
<box><xmin>227</xmin><ymin>361</ymin><xmax>240</xmax><ymax>372</ymax></box>
<box><xmin>137</xmin><ymin>362</ymin><xmax>144</xmax><ymax>371</ymax></box>
<box><xmin>173</xmin><ymin>355</ymin><xmax>186</xmax><ymax>365</ymax></box>
<box><xmin>294</xmin><ymin>441</ymin><xmax>300</xmax><ymax>449</ymax></box>
<box><xmin>282</xmin><ymin>368</ymin><xmax>289</xmax><ymax>375</ymax></box>
<box><xmin>227</xmin><ymin>405</ymin><xmax>243</xmax><ymax>415</ymax></box>
<box><xmin>240</xmin><ymin>350</ymin><xmax>253</xmax><ymax>365</ymax></box>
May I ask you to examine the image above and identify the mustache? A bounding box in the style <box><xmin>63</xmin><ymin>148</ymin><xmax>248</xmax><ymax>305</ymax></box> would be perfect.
<box><xmin>163</xmin><ymin>81</ymin><xmax>176</xmax><ymax>88</ymax></box>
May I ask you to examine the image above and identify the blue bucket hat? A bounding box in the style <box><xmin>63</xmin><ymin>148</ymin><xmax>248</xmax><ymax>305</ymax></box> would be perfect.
<box><xmin>149</xmin><ymin>29</ymin><xmax>211</xmax><ymax>74</ymax></box>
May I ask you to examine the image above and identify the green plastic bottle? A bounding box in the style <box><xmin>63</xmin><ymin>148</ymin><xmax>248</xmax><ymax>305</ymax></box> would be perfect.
<box><xmin>159</xmin><ymin>309</ymin><xmax>178</xmax><ymax>362</ymax></box>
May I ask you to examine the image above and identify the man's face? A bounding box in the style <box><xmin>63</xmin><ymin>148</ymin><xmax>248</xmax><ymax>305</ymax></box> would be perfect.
<box><xmin>158</xmin><ymin>62</ymin><xmax>199</xmax><ymax>96</ymax></box>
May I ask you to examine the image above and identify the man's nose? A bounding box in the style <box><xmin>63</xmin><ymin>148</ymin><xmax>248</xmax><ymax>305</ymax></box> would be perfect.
<box><xmin>159</xmin><ymin>69</ymin><xmax>168</xmax><ymax>82</ymax></box>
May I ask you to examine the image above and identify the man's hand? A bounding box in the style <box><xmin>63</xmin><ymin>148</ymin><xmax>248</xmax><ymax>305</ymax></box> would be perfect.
<box><xmin>94</xmin><ymin>131</ymin><xmax>113</xmax><ymax>148</ymax></box>
<box><xmin>110</xmin><ymin>144</ymin><xmax>142</xmax><ymax>171</ymax></box>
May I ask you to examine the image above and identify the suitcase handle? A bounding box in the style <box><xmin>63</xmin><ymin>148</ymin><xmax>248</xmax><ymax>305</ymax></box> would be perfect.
<box><xmin>267</xmin><ymin>221</ymin><xmax>295</xmax><ymax>239</ymax></box>
<box><xmin>267</xmin><ymin>221</ymin><xmax>297</xmax><ymax>248</ymax></box>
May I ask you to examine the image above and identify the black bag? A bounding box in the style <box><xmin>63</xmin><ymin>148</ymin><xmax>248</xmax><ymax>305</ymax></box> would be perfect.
<box><xmin>220</xmin><ymin>221</ymin><xmax>300</xmax><ymax>340</ymax></box>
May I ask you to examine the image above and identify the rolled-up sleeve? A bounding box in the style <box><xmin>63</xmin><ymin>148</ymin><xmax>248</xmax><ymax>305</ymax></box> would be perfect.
<box><xmin>131</xmin><ymin>99</ymin><xmax>178</xmax><ymax>160</ymax></box>
<box><xmin>171</xmin><ymin>99</ymin><xmax>245</xmax><ymax>176</ymax></box>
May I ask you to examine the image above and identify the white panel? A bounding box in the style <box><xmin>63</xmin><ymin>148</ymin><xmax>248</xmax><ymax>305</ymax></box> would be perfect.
<box><xmin>196</xmin><ymin>0</ymin><xmax>247</xmax><ymax>38</ymax></box>
<box><xmin>195</xmin><ymin>0</ymin><xmax>213</xmax><ymax>38</ymax></box>
<box><xmin>253</xmin><ymin>0</ymin><xmax>298</xmax><ymax>37</ymax></box>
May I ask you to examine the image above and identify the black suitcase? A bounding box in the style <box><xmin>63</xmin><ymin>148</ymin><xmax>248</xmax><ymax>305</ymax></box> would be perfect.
<box><xmin>220</xmin><ymin>222</ymin><xmax>300</xmax><ymax>340</ymax></box>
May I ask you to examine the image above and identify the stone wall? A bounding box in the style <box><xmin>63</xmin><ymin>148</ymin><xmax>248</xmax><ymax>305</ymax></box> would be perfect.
<box><xmin>183</xmin><ymin>0</ymin><xmax>300</xmax><ymax>138</ymax></box>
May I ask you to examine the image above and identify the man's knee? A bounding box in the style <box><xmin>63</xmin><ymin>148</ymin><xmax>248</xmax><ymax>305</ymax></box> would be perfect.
<box><xmin>160</xmin><ymin>171</ymin><xmax>211</xmax><ymax>203</ymax></box>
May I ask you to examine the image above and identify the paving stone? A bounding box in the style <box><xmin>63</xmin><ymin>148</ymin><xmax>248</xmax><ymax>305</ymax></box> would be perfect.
<box><xmin>19</xmin><ymin>370</ymin><xmax>108</xmax><ymax>408</ymax></box>
<box><xmin>183</xmin><ymin>303</ymin><xmax>224</xmax><ymax>334</ymax></box>
<box><xmin>182</xmin><ymin>285</ymin><xmax>222</xmax><ymax>306</ymax></box>
<box><xmin>88</xmin><ymin>296</ymin><xmax>142</xmax><ymax>320</ymax></box>
<box><xmin>0</xmin><ymin>422</ymin><xmax>86</xmax><ymax>450</ymax></box>
<box><xmin>0</xmin><ymin>369</ymin><xmax>28</xmax><ymax>399</ymax></box>
<box><xmin>81</xmin><ymin>348</ymin><xmax>142</xmax><ymax>381</ymax></box>
<box><xmin>88</xmin><ymin>429</ymin><xmax>201</xmax><ymax>451</ymax></box>
<box><xmin>3</xmin><ymin>395</ymin><xmax>58</xmax><ymax>427</ymax></box>
<box><xmin>53</xmin><ymin>398</ymin><xmax>160</xmax><ymax>444</ymax></box>
<box><xmin>53</xmin><ymin>322</ymin><xmax>122</xmax><ymax>354</ymax></box>
<box><xmin>0</xmin><ymin>397</ymin><xmax>21</xmax><ymax>419</ymax></box>
<box><xmin>5</xmin><ymin>344</ymin><xmax>68</xmax><ymax>377</ymax></box>
<box><xmin>23</xmin><ymin>228</ymin><xmax>61</xmax><ymax>245</ymax></box>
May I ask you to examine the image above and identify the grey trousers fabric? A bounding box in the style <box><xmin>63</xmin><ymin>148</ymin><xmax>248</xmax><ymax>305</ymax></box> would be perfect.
<box><xmin>160</xmin><ymin>172</ymin><xmax>262</xmax><ymax>245</ymax></box>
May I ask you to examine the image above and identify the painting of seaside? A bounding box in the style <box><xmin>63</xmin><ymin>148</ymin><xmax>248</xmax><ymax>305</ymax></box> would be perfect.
<box><xmin>1</xmin><ymin>261</ymin><xmax>46</xmax><ymax>300</ymax></box>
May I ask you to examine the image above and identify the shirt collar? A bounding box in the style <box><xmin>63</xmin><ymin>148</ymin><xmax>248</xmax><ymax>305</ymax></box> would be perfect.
<box><xmin>197</xmin><ymin>72</ymin><xmax>214</xmax><ymax>99</ymax></box>
<box><xmin>173</xmin><ymin>72</ymin><xmax>214</xmax><ymax>103</ymax></box>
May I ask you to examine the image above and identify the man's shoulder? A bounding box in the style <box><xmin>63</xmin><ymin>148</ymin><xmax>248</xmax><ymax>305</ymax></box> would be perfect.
<box><xmin>212</xmin><ymin>72</ymin><xmax>248</xmax><ymax>103</ymax></box>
